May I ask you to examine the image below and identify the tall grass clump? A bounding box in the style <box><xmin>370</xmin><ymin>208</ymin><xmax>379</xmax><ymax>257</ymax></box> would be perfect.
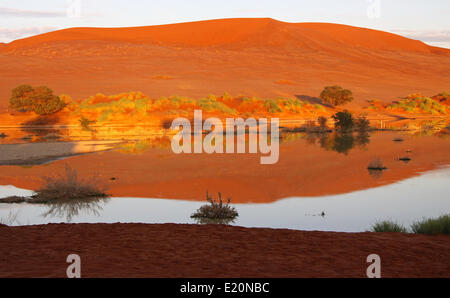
<box><xmin>411</xmin><ymin>214</ymin><xmax>450</xmax><ymax>235</ymax></box>
<box><xmin>386</xmin><ymin>94</ymin><xmax>448</xmax><ymax>115</ymax></box>
<box><xmin>33</xmin><ymin>166</ymin><xmax>108</xmax><ymax>203</ymax></box>
<box><xmin>191</xmin><ymin>191</ymin><xmax>238</xmax><ymax>224</ymax></box>
<box><xmin>264</xmin><ymin>99</ymin><xmax>284</xmax><ymax>113</ymax></box>
<box><xmin>197</xmin><ymin>98</ymin><xmax>238</xmax><ymax>115</ymax></box>
<box><xmin>371</xmin><ymin>221</ymin><xmax>408</xmax><ymax>233</ymax></box>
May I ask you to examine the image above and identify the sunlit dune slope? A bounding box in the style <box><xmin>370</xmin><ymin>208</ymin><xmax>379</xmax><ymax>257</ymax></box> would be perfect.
<box><xmin>0</xmin><ymin>18</ymin><xmax>449</xmax><ymax>110</ymax></box>
<box><xmin>3</xmin><ymin>18</ymin><xmax>446</xmax><ymax>52</ymax></box>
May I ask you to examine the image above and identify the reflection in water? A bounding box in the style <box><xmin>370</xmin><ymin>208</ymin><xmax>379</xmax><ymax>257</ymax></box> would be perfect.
<box><xmin>21</xmin><ymin>115</ymin><xmax>64</xmax><ymax>141</ymax></box>
<box><xmin>192</xmin><ymin>217</ymin><xmax>237</xmax><ymax>225</ymax></box>
<box><xmin>41</xmin><ymin>197</ymin><xmax>110</xmax><ymax>222</ymax></box>
<box><xmin>368</xmin><ymin>169</ymin><xmax>384</xmax><ymax>179</ymax></box>
<box><xmin>355</xmin><ymin>131</ymin><xmax>370</xmax><ymax>149</ymax></box>
<box><xmin>1</xmin><ymin>166</ymin><xmax>449</xmax><ymax>232</ymax></box>
<box><xmin>326</xmin><ymin>133</ymin><xmax>354</xmax><ymax>155</ymax></box>
<box><xmin>118</xmin><ymin>136</ymin><xmax>172</xmax><ymax>154</ymax></box>
<box><xmin>305</xmin><ymin>131</ymin><xmax>371</xmax><ymax>155</ymax></box>
<box><xmin>400</xmin><ymin>158</ymin><xmax>412</xmax><ymax>165</ymax></box>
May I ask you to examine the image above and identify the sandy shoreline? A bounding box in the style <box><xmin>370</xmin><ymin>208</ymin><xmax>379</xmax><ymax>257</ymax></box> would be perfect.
<box><xmin>0</xmin><ymin>223</ymin><xmax>448</xmax><ymax>278</ymax></box>
<box><xmin>0</xmin><ymin>140</ymin><xmax>123</xmax><ymax>165</ymax></box>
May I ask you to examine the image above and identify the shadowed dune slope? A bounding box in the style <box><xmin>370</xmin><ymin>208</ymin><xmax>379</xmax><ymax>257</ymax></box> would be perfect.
<box><xmin>0</xmin><ymin>18</ymin><xmax>449</xmax><ymax>110</ymax></box>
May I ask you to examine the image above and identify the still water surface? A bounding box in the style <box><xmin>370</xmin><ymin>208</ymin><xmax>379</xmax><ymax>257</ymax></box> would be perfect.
<box><xmin>1</xmin><ymin>166</ymin><xmax>449</xmax><ymax>232</ymax></box>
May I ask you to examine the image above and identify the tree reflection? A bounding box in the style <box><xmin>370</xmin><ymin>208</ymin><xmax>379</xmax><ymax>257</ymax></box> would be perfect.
<box><xmin>41</xmin><ymin>197</ymin><xmax>110</xmax><ymax>222</ymax></box>
<box><xmin>315</xmin><ymin>131</ymin><xmax>370</xmax><ymax>155</ymax></box>
<box><xmin>368</xmin><ymin>169</ymin><xmax>384</xmax><ymax>179</ymax></box>
<box><xmin>355</xmin><ymin>131</ymin><xmax>370</xmax><ymax>149</ymax></box>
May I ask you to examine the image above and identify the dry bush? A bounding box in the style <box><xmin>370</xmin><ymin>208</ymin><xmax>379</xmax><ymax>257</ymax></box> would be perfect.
<box><xmin>34</xmin><ymin>166</ymin><xmax>108</xmax><ymax>202</ymax></box>
<box><xmin>191</xmin><ymin>191</ymin><xmax>238</xmax><ymax>224</ymax></box>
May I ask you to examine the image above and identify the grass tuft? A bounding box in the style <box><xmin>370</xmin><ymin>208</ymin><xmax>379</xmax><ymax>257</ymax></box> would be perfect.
<box><xmin>411</xmin><ymin>214</ymin><xmax>450</xmax><ymax>235</ymax></box>
<box><xmin>370</xmin><ymin>221</ymin><xmax>408</xmax><ymax>233</ymax></box>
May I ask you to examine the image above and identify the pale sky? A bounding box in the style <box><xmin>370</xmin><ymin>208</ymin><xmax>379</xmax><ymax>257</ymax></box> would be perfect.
<box><xmin>0</xmin><ymin>0</ymin><xmax>449</xmax><ymax>48</ymax></box>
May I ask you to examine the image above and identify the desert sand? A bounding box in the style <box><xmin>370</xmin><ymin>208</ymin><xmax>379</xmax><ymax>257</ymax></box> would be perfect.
<box><xmin>0</xmin><ymin>18</ymin><xmax>449</xmax><ymax>280</ymax></box>
<box><xmin>0</xmin><ymin>18</ymin><xmax>449</xmax><ymax>112</ymax></box>
<box><xmin>0</xmin><ymin>223</ymin><xmax>448</xmax><ymax>278</ymax></box>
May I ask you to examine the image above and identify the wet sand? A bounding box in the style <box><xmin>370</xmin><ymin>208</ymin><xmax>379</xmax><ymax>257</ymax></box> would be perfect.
<box><xmin>0</xmin><ymin>140</ymin><xmax>123</xmax><ymax>165</ymax></box>
<box><xmin>0</xmin><ymin>223</ymin><xmax>448</xmax><ymax>278</ymax></box>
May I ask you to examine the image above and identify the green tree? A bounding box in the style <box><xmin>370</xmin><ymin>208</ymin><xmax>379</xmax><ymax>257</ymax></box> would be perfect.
<box><xmin>9</xmin><ymin>84</ymin><xmax>34</xmax><ymax>112</ymax></box>
<box><xmin>9</xmin><ymin>85</ymin><xmax>66</xmax><ymax>115</ymax></box>
<box><xmin>320</xmin><ymin>86</ymin><xmax>353</xmax><ymax>106</ymax></box>
<box><xmin>332</xmin><ymin>110</ymin><xmax>354</xmax><ymax>132</ymax></box>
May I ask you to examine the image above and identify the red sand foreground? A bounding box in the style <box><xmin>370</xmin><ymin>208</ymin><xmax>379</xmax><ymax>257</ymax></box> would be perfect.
<box><xmin>0</xmin><ymin>223</ymin><xmax>449</xmax><ymax>278</ymax></box>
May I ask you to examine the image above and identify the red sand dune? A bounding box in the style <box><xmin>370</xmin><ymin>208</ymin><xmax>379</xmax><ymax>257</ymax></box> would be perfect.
<box><xmin>3</xmin><ymin>18</ymin><xmax>444</xmax><ymax>51</ymax></box>
<box><xmin>0</xmin><ymin>223</ymin><xmax>448</xmax><ymax>278</ymax></box>
<box><xmin>0</xmin><ymin>18</ymin><xmax>449</xmax><ymax>110</ymax></box>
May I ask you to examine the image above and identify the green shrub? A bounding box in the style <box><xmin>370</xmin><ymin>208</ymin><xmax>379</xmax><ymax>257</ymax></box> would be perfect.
<box><xmin>387</xmin><ymin>95</ymin><xmax>448</xmax><ymax>115</ymax></box>
<box><xmin>198</xmin><ymin>98</ymin><xmax>237</xmax><ymax>114</ymax></box>
<box><xmin>98</xmin><ymin>109</ymin><xmax>114</xmax><ymax>123</ymax></box>
<box><xmin>411</xmin><ymin>214</ymin><xmax>450</xmax><ymax>235</ymax></box>
<box><xmin>281</xmin><ymin>98</ymin><xmax>304</xmax><ymax>112</ymax></box>
<box><xmin>264</xmin><ymin>99</ymin><xmax>284</xmax><ymax>113</ymax></box>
